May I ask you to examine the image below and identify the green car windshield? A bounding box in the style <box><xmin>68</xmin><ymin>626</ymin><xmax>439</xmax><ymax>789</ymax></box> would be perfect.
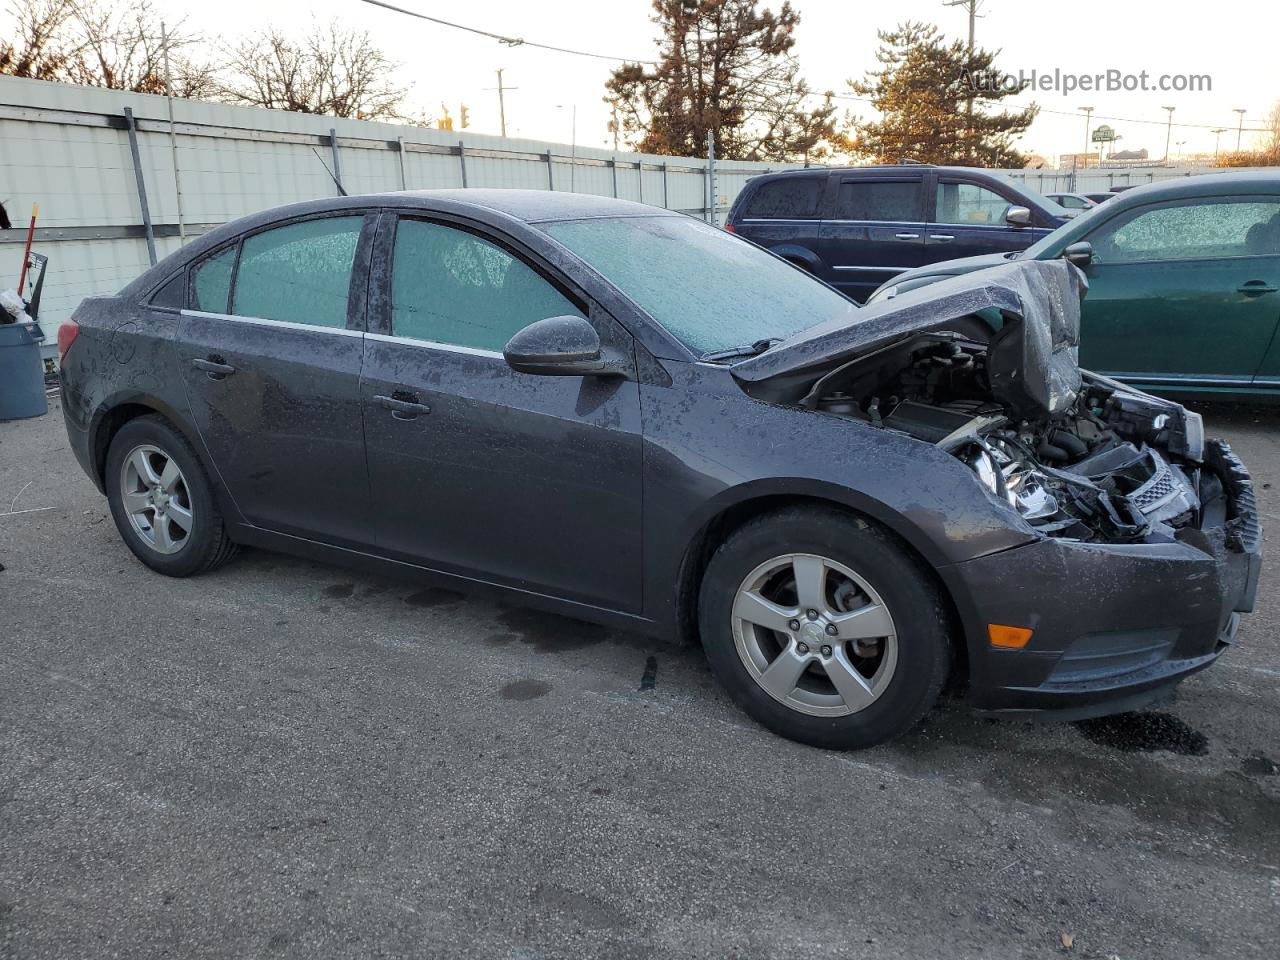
<box><xmin>541</xmin><ymin>215</ymin><xmax>858</xmax><ymax>356</ymax></box>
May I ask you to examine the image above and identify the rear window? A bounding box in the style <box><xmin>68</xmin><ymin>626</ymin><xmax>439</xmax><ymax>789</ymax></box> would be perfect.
<box><xmin>833</xmin><ymin>180</ymin><xmax>921</xmax><ymax>221</ymax></box>
<box><xmin>740</xmin><ymin>177</ymin><xmax>823</xmax><ymax>219</ymax></box>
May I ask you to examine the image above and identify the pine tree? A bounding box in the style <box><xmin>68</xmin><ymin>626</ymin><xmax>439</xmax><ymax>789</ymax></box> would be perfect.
<box><xmin>849</xmin><ymin>21</ymin><xmax>1037</xmax><ymax>166</ymax></box>
<box><xmin>605</xmin><ymin>0</ymin><xmax>838</xmax><ymax>162</ymax></box>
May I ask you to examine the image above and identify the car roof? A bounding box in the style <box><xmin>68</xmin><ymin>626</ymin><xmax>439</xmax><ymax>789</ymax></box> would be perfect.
<box><xmin>118</xmin><ymin>189</ymin><xmax>680</xmax><ymax>299</ymax></box>
<box><xmin>1088</xmin><ymin>171</ymin><xmax>1280</xmax><ymax>206</ymax></box>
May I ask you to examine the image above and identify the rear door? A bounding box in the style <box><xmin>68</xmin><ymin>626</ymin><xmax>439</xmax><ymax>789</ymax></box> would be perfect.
<box><xmin>1077</xmin><ymin>196</ymin><xmax>1280</xmax><ymax>386</ymax></box>
<box><xmin>176</xmin><ymin>211</ymin><xmax>375</xmax><ymax>547</ymax></box>
<box><xmin>815</xmin><ymin>173</ymin><xmax>927</xmax><ymax>302</ymax></box>
<box><xmin>359</xmin><ymin>213</ymin><xmax>644</xmax><ymax>612</ymax></box>
<box><xmin>729</xmin><ymin>174</ymin><xmax>826</xmax><ymax>274</ymax></box>
<box><xmin>928</xmin><ymin>174</ymin><xmax>1052</xmax><ymax>262</ymax></box>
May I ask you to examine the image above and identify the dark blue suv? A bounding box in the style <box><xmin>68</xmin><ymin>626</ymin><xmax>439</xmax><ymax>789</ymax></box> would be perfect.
<box><xmin>725</xmin><ymin>165</ymin><xmax>1071</xmax><ymax>302</ymax></box>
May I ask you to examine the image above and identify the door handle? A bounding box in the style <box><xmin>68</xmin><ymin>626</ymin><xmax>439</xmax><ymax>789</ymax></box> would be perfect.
<box><xmin>191</xmin><ymin>357</ymin><xmax>235</xmax><ymax>379</ymax></box>
<box><xmin>374</xmin><ymin>393</ymin><xmax>431</xmax><ymax>420</ymax></box>
<box><xmin>894</xmin><ymin>233</ymin><xmax>920</xmax><ymax>240</ymax></box>
<box><xmin>1237</xmin><ymin>280</ymin><xmax>1277</xmax><ymax>296</ymax></box>
<box><xmin>929</xmin><ymin>234</ymin><xmax>955</xmax><ymax>242</ymax></box>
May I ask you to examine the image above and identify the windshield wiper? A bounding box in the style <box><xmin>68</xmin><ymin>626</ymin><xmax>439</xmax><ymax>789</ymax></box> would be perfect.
<box><xmin>701</xmin><ymin>338</ymin><xmax>783</xmax><ymax>362</ymax></box>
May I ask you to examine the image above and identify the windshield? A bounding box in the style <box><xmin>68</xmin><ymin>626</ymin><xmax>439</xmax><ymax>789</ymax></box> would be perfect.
<box><xmin>541</xmin><ymin>215</ymin><xmax>858</xmax><ymax>355</ymax></box>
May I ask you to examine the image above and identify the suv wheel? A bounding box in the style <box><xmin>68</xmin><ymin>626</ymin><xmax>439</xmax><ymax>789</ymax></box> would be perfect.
<box><xmin>104</xmin><ymin>415</ymin><xmax>239</xmax><ymax>577</ymax></box>
<box><xmin>698</xmin><ymin>506</ymin><xmax>950</xmax><ymax>749</ymax></box>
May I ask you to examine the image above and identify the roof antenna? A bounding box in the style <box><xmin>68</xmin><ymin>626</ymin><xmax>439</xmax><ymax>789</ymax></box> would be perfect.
<box><xmin>311</xmin><ymin>148</ymin><xmax>348</xmax><ymax>197</ymax></box>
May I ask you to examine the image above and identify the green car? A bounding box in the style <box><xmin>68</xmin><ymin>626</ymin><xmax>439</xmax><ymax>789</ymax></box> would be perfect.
<box><xmin>868</xmin><ymin>172</ymin><xmax>1280</xmax><ymax>399</ymax></box>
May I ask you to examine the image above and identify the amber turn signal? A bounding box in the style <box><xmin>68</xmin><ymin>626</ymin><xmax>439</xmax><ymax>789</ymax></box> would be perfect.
<box><xmin>987</xmin><ymin>624</ymin><xmax>1033</xmax><ymax>649</ymax></box>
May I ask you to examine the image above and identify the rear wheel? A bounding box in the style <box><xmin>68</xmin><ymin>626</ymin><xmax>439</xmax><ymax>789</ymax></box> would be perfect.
<box><xmin>104</xmin><ymin>415</ymin><xmax>239</xmax><ymax>577</ymax></box>
<box><xmin>698</xmin><ymin>506</ymin><xmax>950</xmax><ymax>749</ymax></box>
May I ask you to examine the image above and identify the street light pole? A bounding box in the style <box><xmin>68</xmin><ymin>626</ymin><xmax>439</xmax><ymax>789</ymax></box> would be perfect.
<box><xmin>1079</xmin><ymin>106</ymin><xmax>1094</xmax><ymax>154</ymax></box>
<box><xmin>1212</xmin><ymin>128</ymin><xmax>1228</xmax><ymax>161</ymax></box>
<box><xmin>1233</xmin><ymin>108</ymin><xmax>1247</xmax><ymax>151</ymax></box>
<box><xmin>1162</xmin><ymin>106</ymin><xmax>1175</xmax><ymax>165</ymax></box>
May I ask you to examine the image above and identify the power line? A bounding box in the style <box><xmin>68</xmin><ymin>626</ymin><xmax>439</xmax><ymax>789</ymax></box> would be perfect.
<box><xmin>358</xmin><ymin>0</ymin><xmax>658</xmax><ymax>65</ymax></box>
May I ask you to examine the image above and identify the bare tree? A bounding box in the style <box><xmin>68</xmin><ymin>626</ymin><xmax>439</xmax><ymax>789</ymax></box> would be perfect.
<box><xmin>218</xmin><ymin>21</ymin><xmax>409</xmax><ymax>121</ymax></box>
<box><xmin>1</xmin><ymin>0</ymin><xmax>213</xmax><ymax>96</ymax></box>
<box><xmin>0</xmin><ymin>0</ymin><xmax>75</xmax><ymax>80</ymax></box>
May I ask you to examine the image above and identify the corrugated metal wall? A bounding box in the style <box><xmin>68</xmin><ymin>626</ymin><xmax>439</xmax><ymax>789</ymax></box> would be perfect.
<box><xmin>0</xmin><ymin>76</ymin><xmax>782</xmax><ymax>352</ymax></box>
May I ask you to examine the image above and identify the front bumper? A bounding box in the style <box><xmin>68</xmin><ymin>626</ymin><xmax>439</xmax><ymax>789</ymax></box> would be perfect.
<box><xmin>941</xmin><ymin>440</ymin><xmax>1262</xmax><ymax>717</ymax></box>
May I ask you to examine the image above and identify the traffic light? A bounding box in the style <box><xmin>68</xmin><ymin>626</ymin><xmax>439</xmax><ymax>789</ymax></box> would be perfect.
<box><xmin>460</xmin><ymin>104</ymin><xmax>470</xmax><ymax>129</ymax></box>
<box><xmin>438</xmin><ymin>104</ymin><xmax>453</xmax><ymax>131</ymax></box>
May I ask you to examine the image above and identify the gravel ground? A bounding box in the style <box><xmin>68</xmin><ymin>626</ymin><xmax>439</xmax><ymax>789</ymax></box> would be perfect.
<box><xmin>1</xmin><ymin>395</ymin><xmax>1277</xmax><ymax>960</ymax></box>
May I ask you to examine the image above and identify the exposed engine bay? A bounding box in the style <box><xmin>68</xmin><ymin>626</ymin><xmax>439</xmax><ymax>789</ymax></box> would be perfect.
<box><xmin>798</xmin><ymin>331</ymin><xmax>1211</xmax><ymax>545</ymax></box>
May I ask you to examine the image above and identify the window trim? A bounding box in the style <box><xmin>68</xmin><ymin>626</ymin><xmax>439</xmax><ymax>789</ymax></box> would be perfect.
<box><xmin>932</xmin><ymin>177</ymin><xmax>1023</xmax><ymax>228</ymax></box>
<box><xmin>823</xmin><ymin>174</ymin><xmax>925</xmax><ymax>224</ymax></box>
<box><xmin>373</xmin><ymin>211</ymin><xmax>592</xmax><ymax>345</ymax></box>
<box><xmin>209</xmin><ymin>209</ymin><xmax>376</xmax><ymax>332</ymax></box>
<box><xmin>1082</xmin><ymin>194</ymin><xmax>1280</xmax><ymax>266</ymax></box>
<box><xmin>187</xmin><ymin>242</ymin><xmax>239</xmax><ymax>315</ymax></box>
<box><xmin>738</xmin><ymin>174</ymin><xmax>827</xmax><ymax>221</ymax></box>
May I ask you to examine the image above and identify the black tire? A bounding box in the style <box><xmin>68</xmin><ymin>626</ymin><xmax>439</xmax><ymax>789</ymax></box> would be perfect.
<box><xmin>698</xmin><ymin>505</ymin><xmax>951</xmax><ymax>750</ymax></box>
<box><xmin>104</xmin><ymin>414</ymin><xmax>239</xmax><ymax>577</ymax></box>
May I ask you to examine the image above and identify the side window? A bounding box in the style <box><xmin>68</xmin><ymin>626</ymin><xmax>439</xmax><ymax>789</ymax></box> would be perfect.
<box><xmin>391</xmin><ymin>219</ymin><xmax>584</xmax><ymax>352</ymax></box>
<box><xmin>833</xmin><ymin>180</ymin><xmax>920</xmax><ymax>221</ymax></box>
<box><xmin>935</xmin><ymin>182</ymin><xmax>1012</xmax><ymax>225</ymax></box>
<box><xmin>232</xmin><ymin>216</ymin><xmax>364</xmax><ymax>328</ymax></box>
<box><xmin>149</xmin><ymin>271</ymin><xmax>186</xmax><ymax>309</ymax></box>
<box><xmin>191</xmin><ymin>246</ymin><xmax>235</xmax><ymax>313</ymax></box>
<box><xmin>741</xmin><ymin>178</ymin><xmax>823</xmax><ymax>219</ymax></box>
<box><xmin>1089</xmin><ymin>200</ymin><xmax>1280</xmax><ymax>263</ymax></box>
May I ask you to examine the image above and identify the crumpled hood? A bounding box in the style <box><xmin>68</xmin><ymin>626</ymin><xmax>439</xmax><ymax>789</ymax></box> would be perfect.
<box><xmin>732</xmin><ymin>259</ymin><xmax>1087</xmax><ymax>416</ymax></box>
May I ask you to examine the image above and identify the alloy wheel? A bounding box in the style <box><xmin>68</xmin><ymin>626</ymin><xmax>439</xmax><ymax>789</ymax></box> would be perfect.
<box><xmin>119</xmin><ymin>444</ymin><xmax>193</xmax><ymax>555</ymax></box>
<box><xmin>731</xmin><ymin>553</ymin><xmax>898</xmax><ymax>717</ymax></box>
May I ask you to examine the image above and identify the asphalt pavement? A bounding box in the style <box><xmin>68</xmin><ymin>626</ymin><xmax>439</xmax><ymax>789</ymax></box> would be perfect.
<box><xmin>2</xmin><ymin>395</ymin><xmax>1277</xmax><ymax>960</ymax></box>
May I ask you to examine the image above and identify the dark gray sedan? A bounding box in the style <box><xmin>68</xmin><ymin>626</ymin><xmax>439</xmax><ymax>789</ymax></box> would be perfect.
<box><xmin>59</xmin><ymin>191</ymin><xmax>1261</xmax><ymax>749</ymax></box>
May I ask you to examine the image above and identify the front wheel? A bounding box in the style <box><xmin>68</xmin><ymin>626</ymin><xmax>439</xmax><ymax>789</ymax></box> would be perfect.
<box><xmin>698</xmin><ymin>506</ymin><xmax>951</xmax><ymax>750</ymax></box>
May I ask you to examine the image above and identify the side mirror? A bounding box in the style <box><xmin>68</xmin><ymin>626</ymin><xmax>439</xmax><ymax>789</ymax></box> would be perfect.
<box><xmin>1062</xmin><ymin>241</ymin><xmax>1094</xmax><ymax>267</ymax></box>
<box><xmin>504</xmin><ymin>315</ymin><xmax>622</xmax><ymax>377</ymax></box>
<box><xmin>1004</xmin><ymin>205</ymin><xmax>1032</xmax><ymax>228</ymax></box>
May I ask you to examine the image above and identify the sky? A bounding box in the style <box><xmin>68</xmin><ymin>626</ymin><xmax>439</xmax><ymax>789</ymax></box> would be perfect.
<box><xmin>152</xmin><ymin>0</ymin><xmax>1279</xmax><ymax>162</ymax></box>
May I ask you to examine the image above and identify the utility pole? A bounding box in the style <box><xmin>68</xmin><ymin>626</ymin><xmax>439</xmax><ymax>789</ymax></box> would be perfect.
<box><xmin>161</xmin><ymin>20</ymin><xmax>185</xmax><ymax>241</ymax></box>
<box><xmin>1212</xmin><ymin>127</ymin><xmax>1228</xmax><ymax>160</ymax></box>
<box><xmin>1233</xmin><ymin>108</ymin><xmax>1247</xmax><ymax>151</ymax></box>
<box><xmin>486</xmin><ymin>69</ymin><xmax>518</xmax><ymax>138</ymax></box>
<box><xmin>1162</xmin><ymin>105</ymin><xmax>1175</xmax><ymax>165</ymax></box>
<box><xmin>1079</xmin><ymin>106</ymin><xmax>1094</xmax><ymax>155</ymax></box>
<box><xmin>944</xmin><ymin>0</ymin><xmax>982</xmax><ymax>161</ymax></box>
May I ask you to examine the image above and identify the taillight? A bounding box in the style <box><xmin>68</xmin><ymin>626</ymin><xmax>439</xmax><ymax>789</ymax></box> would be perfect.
<box><xmin>723</xmin><ymin>224</ymin><xmax>737</xmax><ymax>233</ymax></box>
<box><xmin>57</xmin><ymin>320</ymin><xmax>80</xmax><ymax>363</ymax></box>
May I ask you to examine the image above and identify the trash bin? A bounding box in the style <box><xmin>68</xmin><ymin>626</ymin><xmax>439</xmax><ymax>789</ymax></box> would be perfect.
<box><xmin>0</xmin><ymin>321</ymin><xmax>48</xmax><ymax>420</ymax></box>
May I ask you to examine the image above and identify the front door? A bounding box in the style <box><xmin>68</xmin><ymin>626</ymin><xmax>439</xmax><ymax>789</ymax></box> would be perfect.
<box><xmin>176</xmin><ymin>212</ymin><xmax>375</xmax><ymax>546</ymax></box>
<box><xmin>928</xmin><ymin>177</ymin><xmax>1051</xmax><ymax>263</ymax></box>
<box><xmin>815</xmin><ymin>174</ymin><xmax>928</xmax><ymax>302</ymax></box>
<box><xmin>1077</xmin><ymin>196</ymin><xmax>1280</xmax><ymax>385</ymax></box>
<box><xmin>360</xmin><ymin>214</ymin><xmax>644</xmax><ymax>612</ymax></box>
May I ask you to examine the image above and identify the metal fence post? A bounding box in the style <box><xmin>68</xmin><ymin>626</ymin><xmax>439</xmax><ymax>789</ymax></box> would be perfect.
<box><xmin>637</xmin><ymin>161</ymin><xmax>644</xmax><ymax>205</ymax></box>
<box><xmin>396</xmin><ymin>136</ymin><xmax>408</xmax><ymax>190</ymax></box>
<box><xmin>328</xmin><ymin>128</ymin><xmax>344</xmax><ymax>195</ymax></box>
<box><xmin>707</xmin><ymin>130</ymin><xmax>717</xmax><ymax>226</ymax></box>
<box><xmin>546</xmin><ymin>151</ymin><xmax>555</xmax><ymax>190</ymax></box>
<box><xmin>123</xmin><ymin>107</ymin><xmax>157</xmax><ymax>266</ymax></box>
<box><xmin>458</xmin><ymin>140</ymin><xmax>468</xmax><ymax>188</ymax></box>
<box><xmin>662</xmin><ymin>162</ymin><xmax>669</xmax><ymax>209</ymax></box>
<box><xmin>611</xmin><ymin>157</ymin><xmax>618</xmax><ymax>198</ymax></box>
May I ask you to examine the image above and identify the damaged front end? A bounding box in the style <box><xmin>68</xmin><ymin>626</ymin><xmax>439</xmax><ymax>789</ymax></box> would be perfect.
<box><xmin>733</xmin><ymin>258</ymin><xmax>1262</xmax><ymax>714</ymax></box>
<box><xmin>736</xmin><ymin>258</ymin><xmax>1224</xmax><ymax>550</ymax></box>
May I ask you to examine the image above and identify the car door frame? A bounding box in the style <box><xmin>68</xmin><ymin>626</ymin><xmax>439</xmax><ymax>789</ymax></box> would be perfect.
<box><xmin>924</xmin><ymin>170</ymin><xmax>1056</xmax><ymax>258</ymax></box>
<box><xmin>174</xmin><ymin>208</ymin><xmax>379</xmax><ymax>546</ymax></box>
<box><xmin>1070</xmin><ymin>193</ymin><xmax>1280</xmax><ymax>388</ymax></box>
<box><xmin>359</xmin><ymin>207</ymin><xmax>648</xmax><ymax>613</ymax></box>
<box><xmin>816</xmin><ymin>169</ymin><xmax>929</xmax><ymax>301</ymax></box>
